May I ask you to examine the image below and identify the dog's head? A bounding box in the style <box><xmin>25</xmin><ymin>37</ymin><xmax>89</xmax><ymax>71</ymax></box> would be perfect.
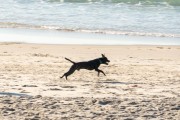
<box><xmin>100</xmin><ymin>54</ymin><xmax>110</xmax><ymax>65</ymax></box>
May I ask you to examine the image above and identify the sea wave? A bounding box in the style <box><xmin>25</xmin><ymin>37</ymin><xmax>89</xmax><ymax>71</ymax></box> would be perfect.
<box><xmin>0</xmin><ymin>22</ymin><xmax>180</xmax><ymax>38</ymax></box>
<box><xmin>44</xmin><ymin>0</ymin><xmax>180</xmax><ymax>6</ymax></box>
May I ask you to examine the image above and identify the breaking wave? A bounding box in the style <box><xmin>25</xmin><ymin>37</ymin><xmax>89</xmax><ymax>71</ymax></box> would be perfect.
<box><xmin>44</xmin><ymin>0</ymin><xmax>180</xmax><ymax>6</ymax></box>
<box><xmin>1</xmin><ymin>22</ymin><xmax>179</xmax><ymax>38</ymax></box>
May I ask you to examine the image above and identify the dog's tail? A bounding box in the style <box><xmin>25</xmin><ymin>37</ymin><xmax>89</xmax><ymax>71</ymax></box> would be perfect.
<box><xmin>65</xmin><ymin>57</ymin><xmax>75</xmax><ymax>64</ymax></box>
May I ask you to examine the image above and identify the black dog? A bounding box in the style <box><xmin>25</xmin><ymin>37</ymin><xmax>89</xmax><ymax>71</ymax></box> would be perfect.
<box><xmin>61</xmin><ymin>54</ymin><xmax>110</xmax><ymax>80</ymax></box>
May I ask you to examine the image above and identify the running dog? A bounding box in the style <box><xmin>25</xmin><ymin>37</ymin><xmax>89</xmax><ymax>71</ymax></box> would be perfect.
<box><xmin>60</xmin><ymin>54</ymin><xmax>110</xmax><ymax>80</ymax></box>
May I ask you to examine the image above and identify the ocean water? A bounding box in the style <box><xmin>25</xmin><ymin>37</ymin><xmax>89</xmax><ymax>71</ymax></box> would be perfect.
<box><xmin>0</xmin><ymin>0</ymin><xmax>180</xmax><ymax>44</ymax></box>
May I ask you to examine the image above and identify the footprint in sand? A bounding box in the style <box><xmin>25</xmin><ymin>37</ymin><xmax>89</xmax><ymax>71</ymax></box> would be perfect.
<box><xmin>22</xmin><ymin>85</ymin><xmax>38</xmax><ymax>87</ymax></box>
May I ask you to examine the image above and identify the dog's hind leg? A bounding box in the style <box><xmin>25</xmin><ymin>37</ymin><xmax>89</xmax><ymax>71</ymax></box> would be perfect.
<box><xmin>61</xmin><ymin>65</ymin><xmax>76</xmax><ymax>80</ymax></box>
<box><xmin>95</xmin><ymin>68</ymin><xmax>106</xmax><ymax>76</ymax></box>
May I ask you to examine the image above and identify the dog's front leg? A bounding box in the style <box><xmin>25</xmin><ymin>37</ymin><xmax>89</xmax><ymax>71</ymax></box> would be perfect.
<box><xmin>95</xmin><ymin>68</ymin><xmax>106</xmax><ymax>76</ymax></box>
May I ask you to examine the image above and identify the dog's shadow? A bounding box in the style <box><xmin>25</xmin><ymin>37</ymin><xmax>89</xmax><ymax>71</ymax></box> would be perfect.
<box><xmin>97</xmin><ymin>80</ymin><xmax>145</xmax><ymax>85</ymax></box>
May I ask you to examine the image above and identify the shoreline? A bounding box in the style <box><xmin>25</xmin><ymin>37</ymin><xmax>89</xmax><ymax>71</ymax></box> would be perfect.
<box><xmin>1</xmin><ymin>28</ymin><xmax>180</xmax><ymax>45</ymax></box>
<box><xmin>1</xmin><ymin>41</ymin><xmax>180</xmax><ymax>46</ymax></box>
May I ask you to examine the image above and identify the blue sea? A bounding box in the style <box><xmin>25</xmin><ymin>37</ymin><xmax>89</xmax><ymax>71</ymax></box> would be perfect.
<box><xmin>0</xmin><ymin>0</ymin><xmax>180</xmax><ymax>45</ymax></box>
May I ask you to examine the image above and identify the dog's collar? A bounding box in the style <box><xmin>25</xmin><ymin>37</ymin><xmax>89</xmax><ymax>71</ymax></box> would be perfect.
<box><xmin>98</xmin><ymin>59</ymin><xmax>102</xmax><ymax>64</ymax></box>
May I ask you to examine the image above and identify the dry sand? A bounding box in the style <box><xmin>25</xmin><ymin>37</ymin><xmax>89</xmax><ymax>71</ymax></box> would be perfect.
<box><xmin>0</xmin><ymin>42</ymin><xmax>180</xmax><ymax>120</ymax></box>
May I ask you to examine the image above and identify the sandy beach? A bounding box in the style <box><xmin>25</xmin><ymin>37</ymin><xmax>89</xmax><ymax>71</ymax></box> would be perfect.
<box><xmin>0</xmin><ymin>43</ymin><xmax>180</xmax><ymax>120</ymax></box>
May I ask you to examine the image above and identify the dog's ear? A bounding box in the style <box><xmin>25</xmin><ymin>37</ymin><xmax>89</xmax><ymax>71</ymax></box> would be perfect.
<box><xmin>102</xmin><ymin>54</ymin><xmax>105</xmax><ymax>58</ymax></box>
